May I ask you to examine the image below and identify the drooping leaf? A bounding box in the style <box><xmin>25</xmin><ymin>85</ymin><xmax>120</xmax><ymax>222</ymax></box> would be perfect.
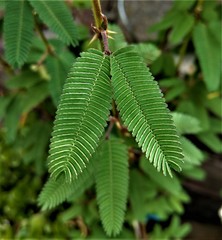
<box><xmin>192</xmin><ymin>22</ymin><xmax>220</xmax><ymax>91</ymax></box>
<box><xmin>197</xmin><ymin>132</ymin><xmax>222</xmax><ymax>153</ymax></box>
<box><xmin>132</xmin><ymin>43</ymin><xmax>161</xmax><ymax>64</ymax></box>
<box><xmin>48</xmin><ymin>49</ymin><xmax>112</xmax><ymax>181</ymax></box>
<box><xmin>4</xmin><ymin>0</ymin><xmax>34</xmax><ymax>68</ymax></box>
<box><xmin>140</xmin><ymin>156</ymin><xmax>182</xmax><ymax>197</ymax></box>
<box><xmin>29</xmin><ymin>0</ymin><xmax>78</xmax><ymax>46</ymax></box>
<box><xmin>5</xmin><ymin>70</ymin><xmax>41</xmax><ymax>90</ymax></box>
<box><xmin>108</xmin><ymin>24</ymin><xmax>127</xmax><ymax>52</ymax></box>
<box><xmin>173</xmin><ymin>0</ymin><xmax>195</xmax><ymax>11</ymax></box>
<box><xmin>172</xmin><ymin>112</ymin><xmax>202</xmax><ymax>134</ymax></box>
<box><xmin>169</xmin><ymin>13</ymin><xmax>194</xmax><ymax>45</ymax></box>
<box><xmin>111</xmin><ymin>47</ymin><xmax>183</xmax><ymax>176</ymax></box>
<box><xmin>181</xmin><ymin>136</ymin><xmax>205</xmax><ymax>165</ymax></box>
<box><xmin>129</xmin><ymin>170</ymin><xmax>157</xmax><ymax>222</ymax></box>
<box><xmin>95</xmin><ymin>137</ymin><xmax>129</xmax><ymax>237</ymax></box>
<box><xmin>46</xmin><ymin>52</ymin><xmax>74</xmax><ymax>106</ymax></box>
<box><xmin>20</xmin><ymin>82</ymin><xmax>49</xmax><ymax>114</ymax></box>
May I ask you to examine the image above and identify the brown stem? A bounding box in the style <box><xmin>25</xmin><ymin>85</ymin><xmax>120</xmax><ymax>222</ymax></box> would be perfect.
<box><xmin>91</xmin><ymin>0</ymin><xmax>111</xmax><ymax>55</ymax></box>
<box><xmin>34</xmin><ymin>14</ymin><xmax>55</xmax><ymax>56</ymax></box>
<box><xmin>105</xmin><ymin>116</ymin><xmax>117</xmax><ymax>139</ymax></box>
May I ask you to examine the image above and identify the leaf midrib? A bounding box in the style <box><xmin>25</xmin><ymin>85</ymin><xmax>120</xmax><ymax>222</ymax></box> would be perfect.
<box><xmin>66</xmin><ymin>55</ymin><xmax>107</xmax><ymax>176</ymax></box>
<box><xmin>39</xmin><ymin>0</ymin><xmax>72</xmax><ymax>43</ymax></box>
<box><xmin>112</xmin><ymin>56</ymin><xmax>168</xmax><ymax>169</ymax></box>
<box><xmin>15</xmin><ymin>0</ymin><xmax>25</xmax><ymax>63</ymax></box>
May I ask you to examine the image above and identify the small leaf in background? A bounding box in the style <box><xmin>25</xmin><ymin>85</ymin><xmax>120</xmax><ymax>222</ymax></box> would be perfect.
<box><xmin>172</xmin><ymin>112</ymin><xmax>202</xmax><ymax>134</ymax></box>
<box><xmin>132</xmin><ymin>43</ymin><xmax>161</xmax><ymax>65</ymax></box>
<box><xmin>140</xmin><ymin>157</ymin><xmax>182</xmax><ymax>197</ymax></box>
<box><xmin>20</xmin><ymin>82</ymin><xmax>49</xmax><ymax>114</ymax></box>
<box><xmin>163</xmin><ymin>53</ymin><xmax>176</xmax><ymax>76</ymax></box>
<box><xmin>46</xmin><ymin>53</ymin><xmax>74</xmax><ymax>106</ymax></box>
<box><xmin>192</xmin><ymin>22</ymin><xmax>221</xmax><ymax>91</ymax></box>
<box><xmin>181</xmin><ymin>136</ymin><xmax>205</xmax><ymax>165</ymax></box>
<box><xmin>108</xmin><ymin>24</ymin><xmax>127</xmax><ymax>52</ymax></box>
<box><xmin>129</xmin><ymin>170</ymin><xmax>157</xmax><ymax>222</ymax></box>
<box><xmin>4</xmin><ymin>0</ymin><xmax>34</xmax><ymax>68</ymax></box>
<box><xmin>169</xmin><ymin>13</ymin><xmax>194</xmax><ymax>45</ymax></box>
<box><xmin>172</xmin><ymin>0</ymin><xmax>196</xmax><ymax>11</ymax></box>
<box><xmin>149</xmin><ymin>10</ymin><xmax>180</xmax><ymax>32</ymax></box>
<box><xmin>197</xmin><ymin>132</ymin><xmax>222</xmax><ymax>154</ymax></box>
<box><xmin>28</xmin><ymin>0</ymin><xmax>78</xmax><ymax>46</ymax></box>
<box><xmin>177</xmin><ymin>100</ymin><xmax>210</xmax><ymax>131</ymax></box>
<box><xmin>205</xmin><ymin>96</ymin><xmax>222</xmax><ymax>118</ymax></box>
<box><xmin>5</xmin><ymin>70</ymin><xmax>41</xmax><ymax>90</ymax></box>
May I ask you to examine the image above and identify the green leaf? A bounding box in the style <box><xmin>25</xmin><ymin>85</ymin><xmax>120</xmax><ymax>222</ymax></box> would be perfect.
<box><xmin>4</xmin><ymin>0</ymin><xmax>34</xmax><ymax>68</ymax></box>
<box><xmin>20</xmin><ymin>82</ymin><xmax>49</xmax><ymax>114</ymax></box>
<box><xmin>132</xmin><ymin>43</ymin><xmax>161</xmax><ymax>65</ymax></box>
<box><xmin>206</xmin><ymin>96</ymin><xmax>222</xmax><ymax>118</ymax></box>
<box><xmin>111</xmin><ymin>47</ymin><xmax>183</xmax><ymax>176</ymax></box>
<box><xmin>140</xmin><ymin>156</ymin><xmax>182</xmax><ymax>197</ymax></box>
<box><xmin>165</xmin><ymin>84</ymin><xmax>186</xmax><ymax>102</ymax></box>
<box><xmin>192</xmin><ymin>22</ymin><xmax>221</xmax><ymax>91</ymax></box>
<box><xmin>46</xmin><ymin>54</ymin><xmax>73</xmax><ymax>106</ymax></box>
<box><xmin>149</xmin><ymin>10</ymin><xmax>180</xmax><ymax>32</ymax></box>
<box><xmin>48</xmin><ymin>49</ymin><xmax>112</xmax><ymax>181</ymax></box>
<box><xmin>172</xmin><ymin>112</ymin><xmax>202</xmax><ymax>134</ymax></box>
<box><xmin>197</xmin><ymin>132</ymin><xmax>222</xmax><ymax>153</ymax></box>
<box><xmin>181</xmin><ymin>136</ymin><xmax>205</xmax><ymax>165</ymax></box>
<box><xmin>28</xmin><ymin>0</ymin><xmax>78</xmax><ymax>46</ymax></box>
<box><xmin>169</xmin><ymin>13</ymin><xmax>194</xmax><ymax>45</ymax></box>
<box><xmin>95</xmin><ymin>137</ymin><xmax>129</xmax><ymax>237</ymax></box>
<box><xmin>38</xmin><ymin>159</ymin><xmax>94</xmax><ymax>210</ymax></box>
<box><xmin>5</xmin><ymin>70</ymin><xmax>41</xmax><ymax>90</ymax></box>
<box><xmin>129</xmin><ymin>170</ymin><xmax>157</xmax><ymax>222</ymax></box>
<box><xmin>173</xmin><ymin>0</ymin><xmax>195</xmax><ymax>11</ymax></box>
<box><xmin>108</xmin><ymin>24</ymin><xmax>127</xmax><ymax>52</ymax></box>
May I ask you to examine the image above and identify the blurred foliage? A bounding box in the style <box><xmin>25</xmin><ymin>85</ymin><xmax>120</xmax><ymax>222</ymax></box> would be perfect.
<box><xmin>0</xmin><ymin>0</ymin><xmax>221</xmax><ymax>239</ymax></box>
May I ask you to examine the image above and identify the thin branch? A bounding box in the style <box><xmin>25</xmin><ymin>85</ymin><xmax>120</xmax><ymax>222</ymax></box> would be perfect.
<box><xmin>91</xmin><ymin>0</ymin><xmax>111</xmax><ymax>55</ymax></box>
<box><xmin>34</xmin><ymin>14</ymin><xmax>55</xmax><ymax>56</ymax></box>
<box><xmin>91</xmin><ymin>0</ymin><xmax>103</xmax><ymax>28</ymax></box>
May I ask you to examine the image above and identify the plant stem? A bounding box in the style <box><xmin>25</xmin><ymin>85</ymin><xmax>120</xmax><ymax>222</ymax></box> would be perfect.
<box><xmin>34</xmin><ymin>14</ymin><xmax>55</xmax><ymax>56</ymax></box>
<box><xmin>91</xmin><ymin>0</ymin><xmax>103</xmax><ymax>28</ymax></box>
<box><xmin>91</xmin><ymin>0</ymin><xmax>111</xmax><ymax>55</ymax></box>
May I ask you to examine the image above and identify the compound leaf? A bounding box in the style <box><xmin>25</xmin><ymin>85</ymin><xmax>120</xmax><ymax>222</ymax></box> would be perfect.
<box><xmin>4</xmin><ymin>0</ymin><xmax>34</xmax><ymax>68</ymax></box>
<box><xmin>38</xmin><ymin>160</ymin><xmax>94</xmax><ymax>211</ymax></box>
<box><xmin>111</xmin><ymin>47</ymin><xmax>183</xmax><ymax>176</ymax></box>
<box><xmin>95</xmin><ymin>137</ymin><xmax>129</xmax><ymax>237</ymax></box>
<box><xmin>29</xmin><ymin>0</ymin><xmax>78</xmax><ymax>46</ymax></box>
<box><xmin>48</xmin><ymin>49</ymin><xmax>112</xmax><ymax>181</ymax></box>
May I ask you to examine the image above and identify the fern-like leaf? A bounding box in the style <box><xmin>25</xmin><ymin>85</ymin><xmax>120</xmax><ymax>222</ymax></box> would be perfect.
<box><xmin>28</xmin><ymin>0</ymin><xmax>78</xmax><ymax>46</ymax></box>
<box><xmin>4</xmin><ymin>0</ymin><xmax>34</xmax><ymax>68</ymax></box>
<box><xmin>111</xmin><ymin>47</ymin><xmax>183</xmax><ymax>176</ymax></box>
<box><xmin>95</xmin><ymin>137</ymin><xmax>129</xmax><ymax>236</ymax></box>
<box><xmin>48</xmin><ymin>49</ymin><xmax>112</xmax><ymax>181</ymax></box>
<box><xmin>38</xmin><ymin>161</ymin><xmax>94</xmax><ymax>210</ymax></box>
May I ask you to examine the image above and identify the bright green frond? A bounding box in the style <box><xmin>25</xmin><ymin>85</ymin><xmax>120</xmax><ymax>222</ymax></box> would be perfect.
<box><xmin>95</xmin><ymin>137</ymin><xmax>129</xmax><ymax>236</ymax></box>
<box><xmin>48</xmin><ymin>49</ymin><xmax>112</xmax><ymax>181</ymax></box>
<box><xmin>111</xmin><ymin>47</ymin><xmax>183</xmax><ymax>176</ymax></box>
<box><xmin>29</xmin><ymin>0</ymin><xmax>78</xmax><ymax>46</ymax></box>
<box><xmin>4</xmin><ymin>0</ymin><xmax>34</xmax><ymax>68</ymax></box>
